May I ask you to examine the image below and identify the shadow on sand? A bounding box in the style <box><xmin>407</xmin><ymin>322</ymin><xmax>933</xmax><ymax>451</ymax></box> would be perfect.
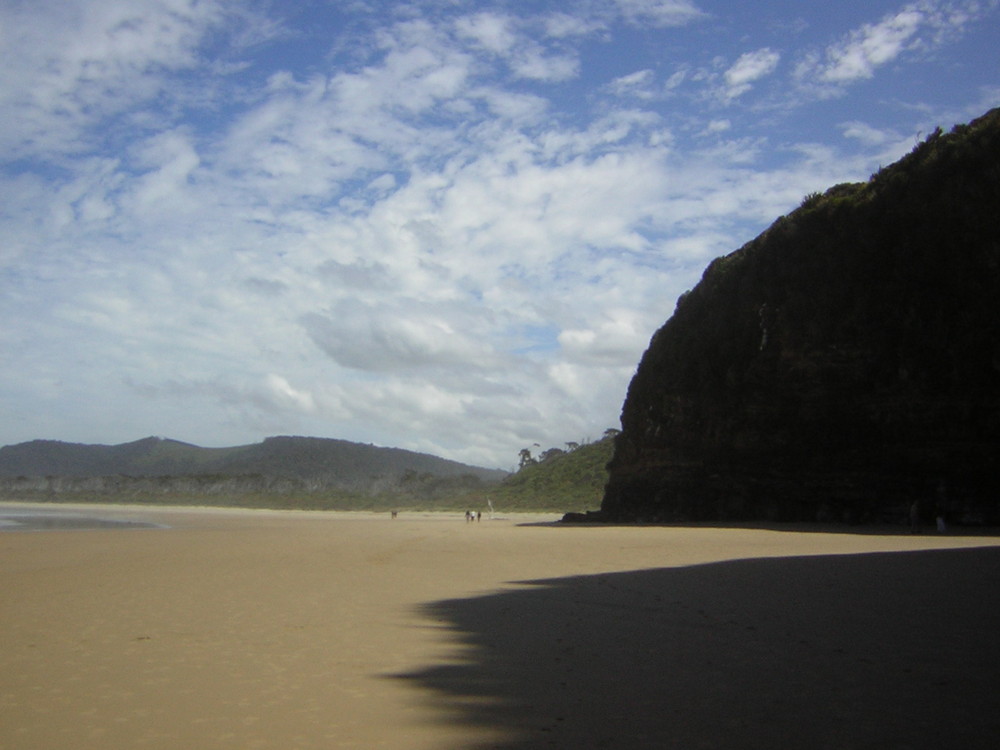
<box><xmin>394</xmin><ymin>547</ymin><xmax>1000</xmax><ymax>749</ymax></box>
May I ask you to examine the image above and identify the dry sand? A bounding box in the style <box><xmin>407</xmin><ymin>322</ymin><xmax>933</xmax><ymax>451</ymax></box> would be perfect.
<box><xmin>2</xmin><ymin>502</ymin><xmax>999</xmax><ymax>749</ymax></box>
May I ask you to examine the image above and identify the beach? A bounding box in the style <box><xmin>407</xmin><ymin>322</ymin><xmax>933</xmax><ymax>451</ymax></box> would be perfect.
<box><xmin>2</xmin><ymin>502</ymin><xmax>999</xmax><ymax>749</ymax></box>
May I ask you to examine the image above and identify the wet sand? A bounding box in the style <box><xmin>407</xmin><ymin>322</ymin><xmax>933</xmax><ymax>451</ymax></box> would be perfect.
<box><xmin>2</xmin><ymin>502</ymin><xmax>998</xmax><ymax>749</ymax></box>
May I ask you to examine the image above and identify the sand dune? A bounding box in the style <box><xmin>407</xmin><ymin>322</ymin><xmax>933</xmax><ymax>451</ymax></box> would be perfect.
<box><xmin>2</xmin><ymin>502</ymin><xmax>998</xmax><ymax>749</ymax></box>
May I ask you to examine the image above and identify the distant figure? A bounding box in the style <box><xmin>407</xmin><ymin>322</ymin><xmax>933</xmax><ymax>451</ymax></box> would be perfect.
<box><xmin>909</xmin><ymin>500</ymin><xmax>920</xmax><ymax>534</ymax></box>
<box><xmin>390</xmin><ymin>510</ymin><xmax>398</xmax><ymax>519</ymax></box>
<box><xmin>476</xmin><ymin>511</ymin><xmax>481</xmax><ymax>522</ymax></box>
<box><xmin>465</xmin><ymin>510</ymin><xmax>473</xmax><ymax>523</ymax></box>
<box><xmin>935</xmin><ymin>479</ymin><xmax>948</xmax><ymax>534</ymax></box>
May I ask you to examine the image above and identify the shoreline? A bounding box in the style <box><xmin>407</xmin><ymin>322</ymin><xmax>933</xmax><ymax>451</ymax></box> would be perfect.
<box><xmin>0</xmin><ymin>499</ymin><xmax>564</xmax><ymax>527</ymax></box>
<box><xmin>4</xmin><ymin>499</ymin><xmax>994</xmax><ymax>537</ymax></box>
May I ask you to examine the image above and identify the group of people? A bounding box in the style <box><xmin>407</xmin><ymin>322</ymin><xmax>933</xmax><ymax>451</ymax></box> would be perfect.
<box><xmin>388</xmin><ymin>509</ymin><xmax>485</xmax><ymax>521</ymax></box>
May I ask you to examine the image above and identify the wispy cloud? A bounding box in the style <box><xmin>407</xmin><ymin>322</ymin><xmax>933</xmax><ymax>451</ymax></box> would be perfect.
<box><xmin>613</xmin><ymin>0</ymin><xmax>708</xmax><ymax>27</ymax></box>
<box><xmin>721</xmin><ymin>47</ymin><xmax>781</xmax><ymax>101</ymax></box>
<box><xmin>607</xmin><ymin>69</ymin><xmax>659</xmax><ymax>99</ymax></box>
<box><xmin>0</xmin><ymin>0</ymin><xmax>243</xmax><ymax>158</ymax></box>
<box><xmin>814</xmin><ymin>7</ymin><xmax>924</xmax><ymax>84</ymax></box>
<box><xmin>455</xmin><ymin>10</ymin><xmax>580</xmax><ymax>82</ymax></box>
<box><xmin>794</xmin><ymin>0</ymin><xmax>996</xmax><ymax>95</ymax></box>
<box><xmin>455</xmin><ymin>11</ymin><xmax>518</xmax><ymax>54</ymax></box>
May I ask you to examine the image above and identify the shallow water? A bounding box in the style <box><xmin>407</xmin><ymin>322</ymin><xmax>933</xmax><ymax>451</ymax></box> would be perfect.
<box><xmin>0</xmin><ymin>510</ymin><xmax>166</xmax><ymax>531</ymax></box>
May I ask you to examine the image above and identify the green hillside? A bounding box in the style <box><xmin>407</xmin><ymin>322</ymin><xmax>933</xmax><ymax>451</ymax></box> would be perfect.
<box><xmin>0</xmin><ymin>434</ymin><xmax>616</xmax><ymax>514</ymax></box>
<box><xmin>486</xmin><ymin>437</ymin><xmax>615</xmax><ymax>513</ymax></box>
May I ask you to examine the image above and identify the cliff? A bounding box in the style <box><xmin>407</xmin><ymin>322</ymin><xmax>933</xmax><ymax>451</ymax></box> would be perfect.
<box><xmin>602</xmin><ymin>109</ymin><xmax>1000</xmax><ymax>525</ymax></box>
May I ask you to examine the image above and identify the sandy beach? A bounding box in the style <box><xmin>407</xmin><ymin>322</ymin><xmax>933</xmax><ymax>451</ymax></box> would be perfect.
<box><xmin>2</xmin><ymin>502</ymin><xmax>999</xmax><ymax>749</ymax></box>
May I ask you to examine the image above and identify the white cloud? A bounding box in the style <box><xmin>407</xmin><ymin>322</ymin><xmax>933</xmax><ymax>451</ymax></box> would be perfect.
<box><xmin>509</xmin><ymin>47</ymin><xmax>580</xmax><ymax>82</ymax></box>
<box><xmin>558</xmin><ymin>309</ymin><xmax>651</xmax><ymax>365</ymax></box>
<box><xmin>266</xmin><ymin>374</ymin><xmax>317</xmax><ymax>413</ymax></box>
<box><xmin>794</xmin><ymin>1</ymin><xmax>996</xmax><ymax>94</ymax></box>
<box><xmin>705</xmin><ymin>119</ymin><xmax>732</xmax><ymax>134</ymax></box>
<box><xmin>664</xmin><ymin>69</ymin><xmax>688</xmax><ymax>92</ymax></box>
<box><xmin>543</xmin><ymin>12</ymin><xmax>606</xmax><ymax>38</ymax></box>
<box><xmin>455</xmin><ymin>12</ymin><xmax>517</xmax><ymax>54</ymax></box>
<box><xmin>607</xmin><ymin>69</ymin><xmax>657</xmax><ymax>99</ymax></box>
<box><xmin>614</xmin><ymin>0</ymin><xmax>707</xmax><ymax>27</ymax></box>
<box><xmin>0</xmin><ymin>0</ymin><xmax>234</xmax><ymax>158</ymax></box>
<box><xmin>722</xmin><ymin>48</ymin><xmax>780</xmax><ymax>100</ymax></box>
<box><xmin>301</xmin><ymin>300</ymin><xmax>499</xmax><ymax>373</ymax></box>
<box><xmin>127</xmin><ymin>129</ymin><xmax>201</xmax><ymax>212</ymax></box>
<box><xmin>820</xmin><ymin>8</ymin><xmax>923</xmax><ymax>83</ymax></box>
<box><xmin>368</xmin><ymin>173</ymin><xmax>397</xmax><ymax>193</ymax></box>
<box><xmin>841</xmin><ymin>120</ymin><xmax>896</xmax><ymax>146</ymax></box>
<box><xmin>455</xmin><ymin>11</ymin><xmax>580</xmax><ymax>82</ymax></box>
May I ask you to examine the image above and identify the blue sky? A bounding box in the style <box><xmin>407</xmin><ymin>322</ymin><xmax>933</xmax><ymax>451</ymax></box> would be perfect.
<box><xmin>2</xmin><ymin>0</ymin><xmax>998</xmax><ymax>469</ymax></box>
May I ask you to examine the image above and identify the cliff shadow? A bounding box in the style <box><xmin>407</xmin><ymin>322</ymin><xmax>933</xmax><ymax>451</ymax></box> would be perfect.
<box><xmin>393</xmin><ymin>547</ymin><xmax>1000</xmax><ymax>749</ymax></box>
<box><xmin>536</xmin><ymin>518</ymin><xmax>1000</xmax><ymax>537</ymax></box>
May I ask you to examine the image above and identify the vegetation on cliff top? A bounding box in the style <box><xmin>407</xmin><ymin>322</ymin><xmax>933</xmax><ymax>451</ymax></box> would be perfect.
<box><xmin>489</xmin><ymin>435</ymin><xmax>614</xmax><ymax>512</ymax></box>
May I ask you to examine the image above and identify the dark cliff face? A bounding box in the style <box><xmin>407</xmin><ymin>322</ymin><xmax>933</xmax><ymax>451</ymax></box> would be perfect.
<box><xmin>603</xmin><ymin>109</ymin><xmax>1000</xmax><ymax>525</ymax></box>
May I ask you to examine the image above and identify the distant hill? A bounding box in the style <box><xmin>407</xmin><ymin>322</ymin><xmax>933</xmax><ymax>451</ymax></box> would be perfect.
<box><xmin>603</xmin><ymin>108</ymin><xmax>1000</xmax><ymax>526</ymax></box>
<box><xmin>0</xmin><ymin>435</ymin><xmax>507</xmax><ymax>490</ymax></box>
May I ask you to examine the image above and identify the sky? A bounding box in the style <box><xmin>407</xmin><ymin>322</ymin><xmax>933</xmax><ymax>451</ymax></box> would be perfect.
<box><xmin>2</xmin><ymin>0</ymin><xmax>998</xmax><ymax>470</ymax></box>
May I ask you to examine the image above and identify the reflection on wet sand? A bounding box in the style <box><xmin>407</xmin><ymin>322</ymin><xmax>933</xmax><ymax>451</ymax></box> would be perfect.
<box><xmin>0</xmin><ymin>510</ymin><xmax>165</xmax><ymax>531</ymax></box>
